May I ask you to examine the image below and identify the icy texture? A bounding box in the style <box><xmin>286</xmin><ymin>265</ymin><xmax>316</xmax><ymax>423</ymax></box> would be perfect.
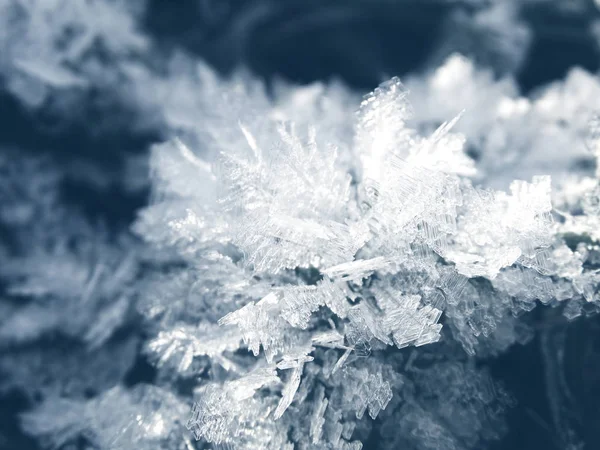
<box><xmin>3</xmin><ymin>4</ymin><xmax>600</xmax><ymax>448</ymax></box>
<box><xmin>9</xmin><ymin>58</ymin><xmax>600</xmax><ymax>448</ymax></box>
<box><xmin>130</xmin><ymin>66</ymin><xmax>582</xmax><ymax>448</ymax></box>
<box><xmin>187</xmin><ymin>367</ymin><xmax>279</xmax><ymax>443</ymax></box>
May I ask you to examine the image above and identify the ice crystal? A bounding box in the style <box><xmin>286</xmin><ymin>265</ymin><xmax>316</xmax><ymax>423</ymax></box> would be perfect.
<box><xmin>146</xmin><ymin>322</ymin><xmax>243</xmax><ymax>374</ymax></box>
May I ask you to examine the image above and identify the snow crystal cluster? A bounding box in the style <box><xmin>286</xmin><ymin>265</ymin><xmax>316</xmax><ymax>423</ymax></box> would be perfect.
<box><xmin>2</xmin><ymin>1</ymin><xmax>600</xmax><ymax>449</ymax></box>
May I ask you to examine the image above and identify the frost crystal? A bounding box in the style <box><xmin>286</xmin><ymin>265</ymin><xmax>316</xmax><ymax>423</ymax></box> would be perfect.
<box><xmin>146</xmin><ymin>322</ymin><xmax>243</xmax><ymax>373</ymax></box>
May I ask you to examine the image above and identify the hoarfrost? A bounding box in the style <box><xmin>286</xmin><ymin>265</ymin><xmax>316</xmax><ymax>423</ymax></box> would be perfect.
<box><xmin>127</xmin><ymin>63</ymin><xmax>596</xmax><ymax>447</ymax></box>
<box><xmin>4</xmin><ymin>4</ymin><xmax>600</xmax><ymax>448</ymax></box>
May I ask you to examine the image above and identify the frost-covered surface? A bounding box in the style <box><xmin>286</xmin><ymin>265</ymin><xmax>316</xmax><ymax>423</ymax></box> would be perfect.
<box><xmin>3</xmin><ymin>1</ymin><xmax>600</xmax><ymax>450</ymax></box>
<box><xmin>128</xmin><ymin>65</ymin><xmax>600</xmax><ymax>448</ymax></box>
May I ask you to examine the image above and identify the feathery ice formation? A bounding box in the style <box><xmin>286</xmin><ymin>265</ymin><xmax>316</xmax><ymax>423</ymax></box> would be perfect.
<box><xmin>2</xmin><ymin>1</ymin><xmax>600</xmax><ymax>449</ymax></box>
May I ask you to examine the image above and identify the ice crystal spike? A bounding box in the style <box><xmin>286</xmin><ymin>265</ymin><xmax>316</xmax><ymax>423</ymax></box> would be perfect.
<box><xmin>382</xmin><ymin>295</ymin><xmax>443</xmax><ymax>348</ymax></box>
<box><xmin>323</xmin><ymin>257</ymin><xmax>389</xmax><ymax>281</ymax></box>
<box><xmin>274</xmin><ymin>352</ymin><xmax>314</xmax><ymax>419</ymax></box>
<box><xmin>278</xmin><ymin>279</ymin><xmax>351</xmax><ymax>328</ymax></box>
<box><xmin>356</xmin><ymin>77</ymin><xmax>416</xmax><ymax>197</ymax></box>
<box><xmin>218</xmin><ymin>296</ymin><xmax>286</xmax><ymax>362</ymax></box>
<box><xmin>310</xmin><ymin>386</ymin><xmax>328</xmax><ymax>444</ymax></box>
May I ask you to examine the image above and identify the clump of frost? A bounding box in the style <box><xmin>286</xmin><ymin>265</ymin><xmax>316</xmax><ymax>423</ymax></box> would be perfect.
<box><xmin>1</xmin><ymin>1</ymin><xmax>600</xmax><ymax>449</ymax></box>
<box><xmin>129</xmin><ymin>67</ymin><xmax>570</xmax><ymax>448</ymax></box>
<box><xmin>4</xmin><ymin>4</ymin><xmax>600</xmax><ymax>446</ymax></box>
<box><xmin>0</xmin><ymin>153</ymin><xmax>139</xmax><ymax>348</ymax></box>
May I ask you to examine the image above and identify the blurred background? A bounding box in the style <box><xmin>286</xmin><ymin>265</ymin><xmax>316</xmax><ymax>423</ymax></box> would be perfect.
<box><xmin>2</xmin><ymin>1</ymin><xmax>600</xmax><ymax>449</ymax></box>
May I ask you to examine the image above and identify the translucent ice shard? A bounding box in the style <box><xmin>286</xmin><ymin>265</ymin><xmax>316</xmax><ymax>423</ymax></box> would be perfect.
<box><xmin>274</xmin><ymin>352</ymin><xmax>314</xmax><ymax>419</ymax></box>
<box><xmin>381</xmin><ymin>294</ymin><xmax>443</xmax><ymax>348</ymax></box>
<box><xmin>310</xmin><ymin>386</ymin><xmax>329</xmax><ymax>444</ymax></box>
<box><xmin>323</xmin><ymin>257</ymin><xmax>389</xmax><ymax>281</ymax></box>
